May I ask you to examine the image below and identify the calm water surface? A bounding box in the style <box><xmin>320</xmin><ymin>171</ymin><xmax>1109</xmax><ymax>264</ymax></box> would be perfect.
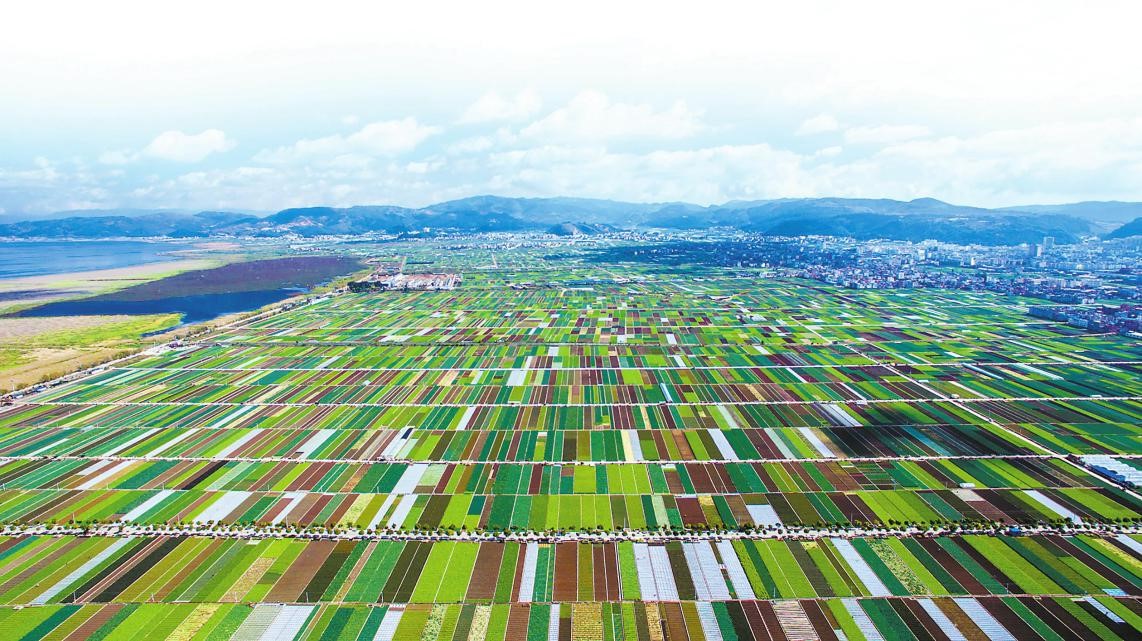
<box><xmin>18</xmin><ymin>290</ymin><xmax>304</xmax><ymax>325</ymax></box>
<box><xmin>0</xmin><ymin>240</ymin><xmax>189</xmax><ymax>279</ymax></box>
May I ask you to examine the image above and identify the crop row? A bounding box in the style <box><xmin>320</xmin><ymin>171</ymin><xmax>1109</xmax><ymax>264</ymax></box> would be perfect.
<box><xmin>7</xmin><ymin>398</ymin><xmax>1140</xmax><ymax>446</ymax></box>
<box><xmin>216</xmin><ymin>304</ymin><xmax>1057</xmax><ymax>338</ymax></box>
<box><xmin>0</xmin><ymin>457</ymin><xmax>1109</xmax><ymax>495</ymax></box>
<box><xmin>2</xmin><ymin>420</ymin><xmax>1135</xmax><ymax>466</ymax></box>
<box><xmin>0</xmin><ymin>534</ymin><xmax>1138</xmax><ymax>606</ymax></box>
<box><xmin>0</xmin><ymin>485</ymin><xmax>1134</xmax><ymax>530</ymax></box>
<box><xmin>4</xmin><ymin>595</ymin><xmax>1139</xmax><ymax>641</ymax></box>
<box><xmin>238</xmin><ymin>285</ymin><xmax>1039</xmax><ymax>327</ymax></box>
<box><xmin>46</xmin><ymin>359</ymin><xmax>1142</xmax><ymax>404</ymax></box>
<box><xmin>206</xmin><ymin>321</ymin><xmax>1080</xmax><ymax>348</ymax></box>
<box><xmin>127</xmin><ymin>332</ymin><xmax>1142</xmax><ymax>371</ymax></box>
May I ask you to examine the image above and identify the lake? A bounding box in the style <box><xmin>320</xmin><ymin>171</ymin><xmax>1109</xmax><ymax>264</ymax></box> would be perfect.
<box><xmin>12</xmin><ymin>255</ymin><xmax>362</xmax><ymax>326</ymax></box>
<box><xmin>17</xmin><ymin>289</ymin><xmax>306</xmax><ymax>325</ymax></box>
<box><xmin>0</xmin><ymin>240</ymin><xmax>190</xmax><ymax>279</ymax></box>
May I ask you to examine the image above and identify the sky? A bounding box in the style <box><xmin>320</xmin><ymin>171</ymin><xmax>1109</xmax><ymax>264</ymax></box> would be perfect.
<box><xmin>2</xmin><ymin>0</ymin><xmax>1142</xmax><ymax>218</ymax></box>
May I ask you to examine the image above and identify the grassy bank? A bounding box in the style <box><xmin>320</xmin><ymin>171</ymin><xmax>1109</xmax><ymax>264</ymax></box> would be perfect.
<box><xmin>0</xmin><ymin>313</ymin><xmax>181</xmax><ymax>392</ymax></box>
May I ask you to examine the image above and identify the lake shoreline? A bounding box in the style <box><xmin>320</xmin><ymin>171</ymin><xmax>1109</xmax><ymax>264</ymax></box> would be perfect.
<box><xmin>10</xmin><ymin>255</ymin><xmax>363</xmax><ymax>323</ymax></box>
<box><xmin>0</xmin><ymin>241</ymin><xmax>244</xmax><ymax>392</ymax></box>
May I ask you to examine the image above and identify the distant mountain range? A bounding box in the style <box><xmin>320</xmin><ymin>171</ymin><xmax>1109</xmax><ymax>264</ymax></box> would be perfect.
<box><xmin>547</xmin><ymin>222</ymin><xmax>620</xmax><ymax>236</ymax></box>
<box><xmin>2</xmin><ymin>196</ymin><xmax>1140</xmax><ymax>246</ymax></box>
<box><xmin>0</xmin><ymin>211</ymin><xmax>262</xmax><ymax>239</ymax></box>
<box><xmin>996</xmin><ymin>201</ymin><xmax>1142</xmax><ymax>223</ymax></box>
<box><xmin>1105</xmin><ymin>217</ymin><xmax>1142</xmax><ymax>240</ymax></box>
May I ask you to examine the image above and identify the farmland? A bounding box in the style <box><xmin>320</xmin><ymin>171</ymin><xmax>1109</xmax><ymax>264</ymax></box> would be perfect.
<box><xmin>0</xmin><ymin>237</ymin><xmax>1139</xmax><ymax>639</ymax></box>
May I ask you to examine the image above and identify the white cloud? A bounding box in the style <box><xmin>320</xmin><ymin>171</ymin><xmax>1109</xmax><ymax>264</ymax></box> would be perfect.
<box><xmin>447</xmin><ymin>136</ymin><xmax>495</xmax><ymax>155</ymax></box>
<box><xmin>96</xmin><ymin>130</ymin><xmax>235</xmax><ymax>166</ymax></box>
<box><xmin>460</xmin><ymin>90</ymin><xmax>542</xmax><ymax>123</ymax></box>
<box><xmin>520</xmin><ymin>90</ymin><xmax>706</xmax><ymax>143</ymax></box>
<box><xmin>796</xmin><ymin>114</ymin><xmax>841</xmax><ymax>135</ymax></box>
<box><xmin>255</xmin><ymin>118</ymin><xmax>440</xmax><ymax>164</ymax></box>
<box><xmin>0</xmin><ymin>158</ymin><xmax>115</xmax><ymax>215</ymax></box>
<box><xmin>7</xmin><ymin>112</ymin><xmax>1142</xmax><ymax>216</ymax></box>
<box><xmin>445</xmin><ymin>127</ymin><xmax>518</xmax><ymax>156</ymax></box>
<box><xmin>480</xmin><ymin>143</ymin><xmax>813</xmax><ymax>204</ymax></box>
<box><xmin>98</xmin><ymin>149</ymin><xmax>132</xmax><ymax>165</ymax></box>
<box><xmin>843</xmin><ymin>124</ymin><xmax>931</xmax><ymax>145</ymax></box>
<box><xmin>0</xmin><ymin>157</ymin><xmax>61</xmax><ymax>187</ymax></box>
<box><xmin>860</xmin><ymin>117</ymin><xmax>1142</xmax><ymax>203</ymax></box>
<box><xmin>143</xmin><ymin>160</ymin><xmax>445</xmax><ymax>210</ymax></box>
<box><xmin>474</xmin><ymin>117</ymin><xmax>1142</xmax><ymax>206</ymax></box>
<box><xmin>141</xmin><ymin>129</ymin><xmax>235</xmax><ymax>162</ymax></box>
<box><xmin>6</xmin><ymin>3</ymin><xmax>1142</xmax><ymax>213</ymax></box>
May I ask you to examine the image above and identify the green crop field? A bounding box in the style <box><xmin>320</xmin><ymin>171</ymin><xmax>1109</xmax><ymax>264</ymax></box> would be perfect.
<box><xmin>0</xmin><ymin>237</ymin><xmax>1139</xmax><ymax>640</ymax></box>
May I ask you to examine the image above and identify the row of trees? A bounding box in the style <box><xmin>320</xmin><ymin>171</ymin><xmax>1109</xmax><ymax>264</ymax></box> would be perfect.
<box><xmin>14</xmin><ymin>514</ymin><xmax>1136</xmax><ymax>537</ymax></box>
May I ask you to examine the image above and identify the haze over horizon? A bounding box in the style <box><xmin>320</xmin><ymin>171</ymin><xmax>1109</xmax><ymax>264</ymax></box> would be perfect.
<box><xmin>3</xmin><ymin>1</ymin><xmax>1142</xmax><ymax>216</ymax></box>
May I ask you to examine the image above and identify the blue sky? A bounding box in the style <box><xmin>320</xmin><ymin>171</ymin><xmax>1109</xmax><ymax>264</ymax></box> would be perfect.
<box><xmin>2</xmin><ymin>1</ymin><xmax>1142</xmax><ymax>218</ymax></box>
